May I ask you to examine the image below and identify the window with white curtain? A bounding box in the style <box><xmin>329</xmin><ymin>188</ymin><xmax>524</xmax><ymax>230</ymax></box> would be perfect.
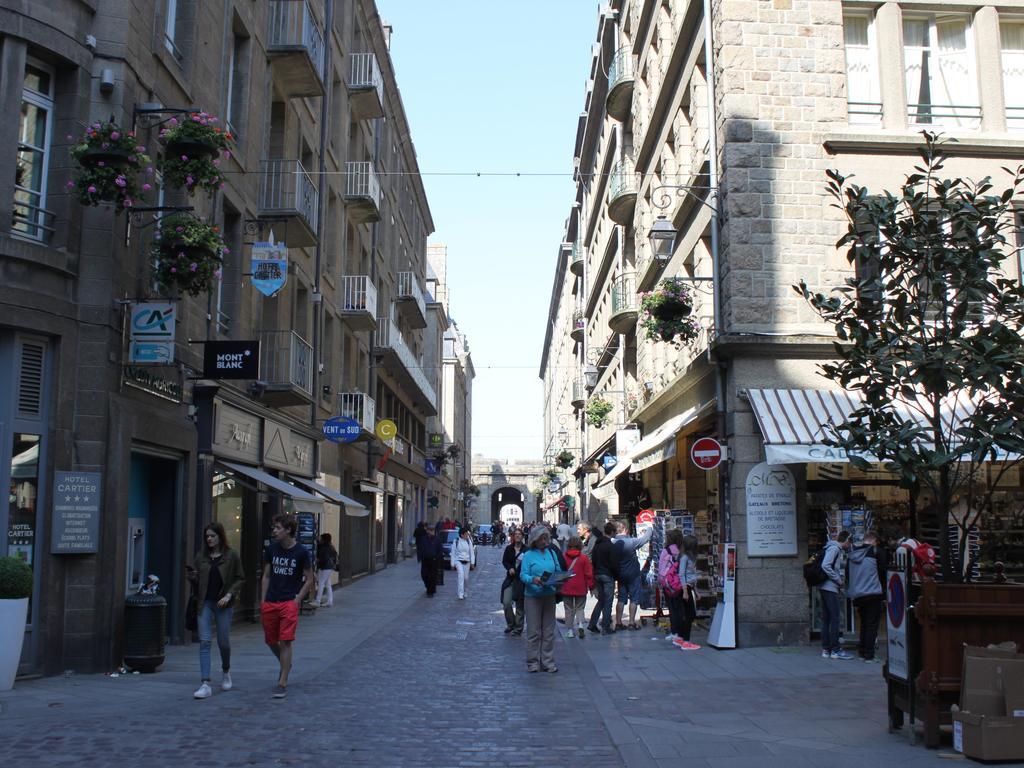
<box><xmin>903</xmin><ymin>15</ymin><xmax>981</xmax><ymax>129</ymax></box>
<box><xmin>13</xmin><ymin>60</ymin><xmax>54</xmax><ymax>243</ymax></box>
<box><xmin>1002</xmin><ymin>21</ymin><xmax>1024</xmax><ymax>131</ymax></box>
<box><xmin>843</xmin><ymin>13</ymin><xmax>882</xmax><ymax>126</ymax></box>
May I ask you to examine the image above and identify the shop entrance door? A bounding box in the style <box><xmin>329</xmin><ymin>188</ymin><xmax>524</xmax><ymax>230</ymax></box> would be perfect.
<box><xmin>385</xmin><ymin>494</ymin><xmax>397</xmax><ymax>564</ymax></box>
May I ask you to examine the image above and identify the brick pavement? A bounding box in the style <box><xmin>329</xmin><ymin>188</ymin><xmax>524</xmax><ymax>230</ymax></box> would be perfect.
<box><xmin>0</xmin><ymin>546</ymin><xmax>1006</xmax><ymax>767</ymax></box>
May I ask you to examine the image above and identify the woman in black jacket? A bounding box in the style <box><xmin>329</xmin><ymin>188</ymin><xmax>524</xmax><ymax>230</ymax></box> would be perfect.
<box><xmin>501</xmin><ymin>529</ymin><xmax>527</xmax><ymax>634</ymax></box>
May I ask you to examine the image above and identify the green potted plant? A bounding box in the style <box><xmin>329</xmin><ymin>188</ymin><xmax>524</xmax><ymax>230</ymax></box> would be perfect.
<box><xmin>0</xmin><ymin>556</ymin><xmax>32</xmax><ymax>691</ymax></box>
<box><xmin>640</xmin><ymin>278</ymin><xmax>700</xmax><ymax>344</ymax></box>
<box><xmin>151</xmin><ymin>214</ymin><xmax>227</xmax><ymax>297</ymax></box>
<box><xmin>157</xmin><ymin>112</ymin><xmax>232</xmax><ymax>195</ymax></box>
<box><xmin>68</xmin><ymin>121</ymin><xmax>152</xmax><ymax>212</ymax></box>
<box><xmin>585</xmin><ymin>396</ymin><xmax>614</xmax><ymax>428</ymax></box>
<box><xmin>555</xmin><ymin>450</ymin><xmax>574</xmax><ymax>469</ymax></box>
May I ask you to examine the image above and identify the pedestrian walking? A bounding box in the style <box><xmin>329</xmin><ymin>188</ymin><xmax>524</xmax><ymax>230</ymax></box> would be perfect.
<box><xmin>188</xmin><ymin>522</ymin><xmax>244</xmax><ymax>700</ymax></box>
<box><xmin>820</xmin><ymin>530</ymin><xmax>854</xmax><ymax>660</ymax></box>
<box><xmin>555</xmin><ymin>520</ymin><xmax>573</xmax><ymax>552</ymax></box>
<box><xmin>261</xmin><ymin>514</ymin><xmax>315</xmax><ymax>698</ymax></box>
<box><xmin>587</xmin><ymin>522</ymin><xmax>619</xmax><ymax>635</ymax></box>
<box><xmin>314</xmin><ymin>533</ymin><xmax>338</xmax><ymax>608</ymax></box>
<box><xmin>520</xmin><ymin>526</ymin><xmax>563</xmax><ymax>672</ymax></box>
<box><xmin>416</xmin><ymin>524</ymin><xmax>443</xmax><ymax>597</ymax></box>
<box><xmin>560</xmin><ymin>536</ymin><xmax>594</xmax><ymax>639</ymax></box>
<box><xmin>612</xmin><ymin>520</ymin><xmax>653</xmax><ymax>631</ymax></box>
<box><xmin>451</xmin><ymin>525</ymin><xmax>476</xmax><ymax>600</ymax></box>
<box><xmin>671</xmin><ymin>535</ymin><xmax>701</xmax><ymax>650</ymax></box>
<box><xmin>579</xmin><ymin>522</ymin><xmax>596</xmax><ymax>557</ymax></box>
<box><xmin>847</xmin><ymin>530</ymin><xmax>886</xmax><ymax>662</ymax></box>
<box><xmin>501</xmin><ymin>528</ymin><xmax>527</xmax><ymax>634</ymax></box>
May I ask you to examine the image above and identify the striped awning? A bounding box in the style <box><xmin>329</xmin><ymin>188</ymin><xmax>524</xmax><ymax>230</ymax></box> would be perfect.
<box><xmin>747</xmin><ymin>388</ymin><xmax>995</xmax><ymax>464</ymax></box>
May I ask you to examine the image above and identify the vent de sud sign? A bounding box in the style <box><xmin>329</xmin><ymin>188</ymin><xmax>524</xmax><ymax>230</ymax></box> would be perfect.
<box><xmin>744</xmin><ymin>462</ymin><xmax>798</xmax><ymax>557</ymax></box>
<box><xmin>251</xmin><ymin>241</ymin><xmax>288</xmax><ymax>297</ymax></box>
<box><xmin>129</xmin><ymin>302</ymin><xmax>175</xmax><ymax>364</ymax></box>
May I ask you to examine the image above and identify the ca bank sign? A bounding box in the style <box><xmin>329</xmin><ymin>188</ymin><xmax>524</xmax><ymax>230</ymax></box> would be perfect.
<box><xmin>129</xmin><ymin>302</ymin><xmax>176</xmax><ymax>365</ymax></box>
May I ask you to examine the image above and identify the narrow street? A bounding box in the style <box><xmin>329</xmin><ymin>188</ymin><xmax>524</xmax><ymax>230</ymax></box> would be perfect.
<box><xmin>0</xmin><ymin>547</ymin><xmax>966</xmax><ymax>767</ymax></box>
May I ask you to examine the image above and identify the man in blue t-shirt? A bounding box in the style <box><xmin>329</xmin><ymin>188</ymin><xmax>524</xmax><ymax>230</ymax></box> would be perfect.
<box><xmin>261</xmin><ymin>514</ymin><xmax>314</xmax><ymax>698</ymax></box>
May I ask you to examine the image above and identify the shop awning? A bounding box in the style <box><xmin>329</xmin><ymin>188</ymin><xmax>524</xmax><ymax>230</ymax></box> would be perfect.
<box><xmin>595</xmin><ymin>404</ymin><xmax>708</xmax><ymax>488</ymax></box>
<box><xmin>218</xmin><ymin>461</ymin><xmax>324</xmax><ymax>514</ymax></box>
<box><xmin>288</xmin><ymin>476</ymin><xmax>369</xmax><ymax>517</ymax></box>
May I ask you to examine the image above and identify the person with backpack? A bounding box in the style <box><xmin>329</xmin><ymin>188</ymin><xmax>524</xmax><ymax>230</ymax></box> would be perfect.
<box><xmin>819</xmin><ymin>530</ymin><xmax>854</xmax><ymax>660</ymax></box>
<box><xmin>671</xmin><ymin>535</ymin><xmax>701</xmax><ymax>649</ymax></box>
<box><xmin>586</xmin><ymin>522</ymin><xmax>620</xmax><ymax>635</ymax></box>
<box><xmin>560</xmin><ymin>536</ymin><xmax>594</xmax><ymax>639</ymax></box>
<box><xmin>314</xmin><ymin>533</ymin><xmax>338</xmax><ymax>608</ymax></box>
<box><xmin>659</xmin><ymin>528</ymin><xmax>687</xmax><ymax>642</ymax></box>
<box><xmin>846</xmin><ymin>530</ymin><xmax>887</xmax><ymax>662</ymax></box>
<box><xmin>612</xmin><ymin>520</ymin><xmax>653</xmax><ymax>631</ymax></box>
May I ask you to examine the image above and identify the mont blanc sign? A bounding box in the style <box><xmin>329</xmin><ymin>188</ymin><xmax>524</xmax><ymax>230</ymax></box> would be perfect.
<box><xmin>203</xmin><ymin>340</ymin><xmax>260</xmax><ymax>379</ymax></box>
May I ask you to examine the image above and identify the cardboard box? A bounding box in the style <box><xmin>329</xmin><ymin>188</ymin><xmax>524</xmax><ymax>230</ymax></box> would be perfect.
<box><xmin>953</xmin><ymin>712</ymin><xmax>1024</xmax><ymax>761</ymax></box>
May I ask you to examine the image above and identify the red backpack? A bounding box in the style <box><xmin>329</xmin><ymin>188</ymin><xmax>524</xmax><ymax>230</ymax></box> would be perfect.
<box><xmin>658</xmin><ymin>548</ymin><xmax>683</xmax><ymax>597</ymax></box>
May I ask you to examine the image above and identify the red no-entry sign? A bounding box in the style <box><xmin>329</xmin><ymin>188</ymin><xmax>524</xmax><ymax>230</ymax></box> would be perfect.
<box><xmin>691</xmin><ymin>437</ymin><xmax>723</xmax><ymax>471</ymax></box>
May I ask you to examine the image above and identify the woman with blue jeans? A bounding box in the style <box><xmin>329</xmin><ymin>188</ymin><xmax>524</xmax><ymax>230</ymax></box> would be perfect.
<box><xmin>187</xmin><ymin>522</ymin><xmax>244</xmax><ymax>699</ymax></box>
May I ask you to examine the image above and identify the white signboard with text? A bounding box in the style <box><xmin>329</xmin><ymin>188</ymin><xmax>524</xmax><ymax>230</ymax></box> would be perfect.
<box><xmin>745</xmin><ymin>462</ymin><xmax>798</xmax><ymax>556</ymax></box>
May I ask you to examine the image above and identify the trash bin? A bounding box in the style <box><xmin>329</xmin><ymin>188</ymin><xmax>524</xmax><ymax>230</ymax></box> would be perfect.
<box><xmin>123</xmin><ymin>593</ymin><xmax>166</xmax><ymax>672</ymax></box>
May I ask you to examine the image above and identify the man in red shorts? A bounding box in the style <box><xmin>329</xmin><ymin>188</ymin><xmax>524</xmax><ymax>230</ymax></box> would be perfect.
<box><xmin>261</xmin><ymin>514</ymin><xmax>314</xmax><ymax>698</ymax></box>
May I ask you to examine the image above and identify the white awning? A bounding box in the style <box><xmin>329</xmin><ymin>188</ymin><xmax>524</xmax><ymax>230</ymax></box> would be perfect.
<box><xmin>289</xmin><ymin>476</ymin><xmax>369</xmax><ymax>517</ymax></box>
<box><xmin>218</xmin><ymin>461</ymin><xmax>324</xmax><ymax>514</ymax></box>
<box><xmin>595</xmin><ymin>404</ymin><xmax>708</xmax><ymax>488</ymax></box>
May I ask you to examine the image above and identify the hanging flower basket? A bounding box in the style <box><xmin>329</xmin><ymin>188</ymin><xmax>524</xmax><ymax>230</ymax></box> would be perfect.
<box><xmin>157</xmin><ymin>112</ymin><xmax>232</xmax><ymax>195</ymax></box>
<box><xmin>555</xmin><ymin>450</ymin><xmax>574</xmax><ymax>469</ymax></box>
<box><xmin>68</xmin><ymin>121</ymin><xmax>152</xmax><ymax>212</ymax></box>
<box><xmin>585</xmin><ymin>396</ymin><xmax>614</xmax><ymax>428</ymax></box>
<box><xmin>151</xmin><ymin>215</ymin><xmax>227</xmax><ymax>297</ymax></box>
<box><xmin>640</xmin><ymin>277</ymin><xmax>700</xmax><ymax>344</ymax></box>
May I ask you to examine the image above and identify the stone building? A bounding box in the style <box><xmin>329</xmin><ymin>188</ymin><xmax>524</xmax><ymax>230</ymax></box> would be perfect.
<box><xmin>541</xmin><ymin>0</ymin><xmax>1024</xmax><ymax>644</ymax></box>
<box><xmin>470</xmin><ymin>457</ymin><xmax>546</xmax><ymax>526</ymax></box>
<box><xmin>1</xmin><ymin>0</ymin><xmax>446</xmax><ymax>676</ymax></box>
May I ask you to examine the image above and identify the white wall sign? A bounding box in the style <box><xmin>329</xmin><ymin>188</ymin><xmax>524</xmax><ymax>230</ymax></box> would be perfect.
<box><xmin>744</xmin><ymin>462</ymin><xmax>798</xmax><ymax>556</ymax></box>
<box><xmin>128</xmin><ymin>302</ymin><xmax>175</xmax><ymax>364</ymax></box>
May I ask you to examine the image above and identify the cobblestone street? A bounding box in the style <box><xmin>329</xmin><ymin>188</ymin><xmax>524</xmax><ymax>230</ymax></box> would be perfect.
<box><xmin>0</xmin><ymin>548</ymin><xmax>992</xmax><ymax>767</ymax></box>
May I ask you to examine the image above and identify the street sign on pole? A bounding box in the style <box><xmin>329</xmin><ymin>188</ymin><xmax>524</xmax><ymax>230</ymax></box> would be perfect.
<box><xmin>691</xmin><ymin>437</ymin><xmax>724</xmax><ymax>471</ymax></box>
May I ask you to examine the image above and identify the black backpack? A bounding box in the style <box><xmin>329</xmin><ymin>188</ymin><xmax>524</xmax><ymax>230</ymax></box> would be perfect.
<box><xmin>803</xmin><ymin>548</ymin><xmax>828</xmax><ymax>587</ymax></box>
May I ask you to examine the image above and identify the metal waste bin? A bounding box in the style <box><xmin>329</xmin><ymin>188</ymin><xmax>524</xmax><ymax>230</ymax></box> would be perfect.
<box><xmin>123</xmin><ymin>593</ymin><xmax>166</xmax><ymax>672</ymax></box>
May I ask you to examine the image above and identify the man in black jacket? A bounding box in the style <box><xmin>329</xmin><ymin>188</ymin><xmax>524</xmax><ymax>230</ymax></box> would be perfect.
<box><xmin>416</xmin><ymin>525</ymin><xmax>443</xmax><ymax>597</ymax></box>
<box><xmin>501</xmin><ymin>529</ymin><xmax>526</xmax><ymax>634</ymax></box>
<box><xmin>587</xmin><ymin>522</ymin><xmax>620</xmax><ymax>635</ymax></box>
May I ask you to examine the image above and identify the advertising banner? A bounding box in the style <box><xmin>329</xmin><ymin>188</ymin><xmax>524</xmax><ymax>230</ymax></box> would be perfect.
<box><xmin>251</xmin><ymin>241</ymin><xmax>288</xmax><ymax>297</ymax></box>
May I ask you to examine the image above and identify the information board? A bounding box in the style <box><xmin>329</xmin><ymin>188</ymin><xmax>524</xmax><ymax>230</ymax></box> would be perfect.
<box><xmin>51</xmin><ymin>471</ymin><xmax>101</xmax><ymax>554</ymax></box>
<box><xmin>745</xmin><ymin>462</ymin><xmax>798</xmax><ymax>556</ymax></box>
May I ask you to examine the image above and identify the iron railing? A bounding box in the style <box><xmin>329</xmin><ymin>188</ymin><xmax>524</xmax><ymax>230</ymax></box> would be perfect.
<box><xmin>397</xmin><ymin>272</ymin><xmax>426</xmax><ymax>316</ymax></box>
<box><xmin>609</xmin><ymin>160</ymin><xmax>638</xmax><ymax>201</ymax></box>
<box><xmin>268</xmin><ymin>0</ymin><xmax>325</xmax><ymax>82</ymax></box>
<box><xmin>349</xmin><ymin>52</ymin><xmax>383</xmax><ymax>96</ymax></box>
<box><xmin>612</xmin><ymin>273</ymin><xmax>638</xmax><ymax>315</ymax></box>
<box><xmin>259</xmin><ymin>158</ymin><xmax>319</xmax><ymax>233</ymax></box>
<box><xmin>340</xmin><ymin>275</ymin><xmax>377</xmax><ymax>315</ymax></box>
<box><xmin>375</xmin><ymin>318</ymin><xmax>437</xmax><ymax>406</ymax></box>
<box><xmin>339</xmin><ymin>392</ymin><xmax>375</xmax><ymax>432</ymax></box>
<box><xmin>258</xmin><ymin>330</ymin><xmax>313</xmax><ymax>396</ymax></box>
<box><xmin>609</xmin><ymin>46</ymin><xmax>635</xmax><ymax>90</ymax></box>
<box><xmin>11</xmin><ymin>195</ymin><xmax>56</xmax><ymax>244</ymax></box>
<box><xmin>907</xmin><ymin>102</ymin><xmax>981</xmax><ymax>127</ymax></box>
<box><xmin>345</xmin><ymin>161</ymin><xmax>380</xmax><ymax>206</ymax></box>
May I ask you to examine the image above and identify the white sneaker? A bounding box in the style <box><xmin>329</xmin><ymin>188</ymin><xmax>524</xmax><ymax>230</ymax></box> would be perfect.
<box><xmin>193</xmin><ymin>682</ymin><xmax>212</xmax><ymax>699</ymax></box>
<box><xmin>221</xmin><ymin>673</ymin><xmax>232</xmax><ymax>691</ymax></box>
<box><xmin>821</xmin><ymin>650</ymin><xmax>831</xmax><ymax>659</ymax></box>
<box><xmin>666</xmin><ymin>633</ymin><xmax>679</xmax><ymax>642</ymax></box>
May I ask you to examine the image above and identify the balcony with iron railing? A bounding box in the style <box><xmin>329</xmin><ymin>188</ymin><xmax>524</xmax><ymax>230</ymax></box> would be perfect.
<box><xmin>608</xmin><ymin>160</ymin><xmax>638</xmax><ymax>225</ymax></box>
<box><xmin>396</xmin><ymin>272</ymin><xmax>427</xmax><ymax>329</ymax></box>
<box><xmin>374</xmin><ymin>318</ymin><xmax>438</xmax><ymax>415</ymax></box>
<box><xmin>11</xmin><ymin>194</ymin><xmax>56</xmax><ymax>244</ymax></box>
<box><xmin>344</xmin><ymin>161</ymin><xmax>381</xmax><ymax>224</ymax></box>
<box><xmin>267</xmin><ymin>0</ymin><xmax>325</xmax><ymax>98</ymax></box>
<box><xmin>569</xmin><ymin>240</ymin><xmax>584</xmax><ymax>276</ymax></box>
<box><xmin>258</xmin><ymin>159</ymin><xmax>318</xmax><ymax>247</ymax></box>
<box><xmin>570</xmin><ymin>310</ymin><xmax>585</xmax><ymax>342</ymax></box>
<box><xmin>338</xmin><ymin>391</ymin><xmax>375</xmax><ymax>436</ymax></box>
<box><xmin>571</xmin><ymin>379</ymin><xmax>587</xmax><ymax>409</ymax></box>
<box><xmin>609</xmin><ymin>273</ymin><xmax>638</xmax><ymax>334</ymax></box>
<box><xmin>348</xmin><ymin>52</ymin><xmax>384</xmax><ymax>120</ymax></box>
<box><xmin>907</xmin><ymin>102</ymin><xmax>982</xmax><ymax>130</ymax></box>
<box><xmin>339</xmin><ymin>275</ymin><xmax>378</xmax><ymax>331</ymax></box>
<box><xmin>256</xmin><ymin>330</ymin><xmax>313</xmax><ymax>406</ymax></box>
<box><xmin>606</xmin><ymin>46</ymin><xmax>635</xmax><ymax>121</ymax></box>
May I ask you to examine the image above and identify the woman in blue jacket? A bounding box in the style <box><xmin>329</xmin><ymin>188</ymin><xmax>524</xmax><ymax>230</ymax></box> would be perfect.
<box><xmin>520</xmin><ymin>526</ymin><xmax>563</xmax><ymax>673</ymax></box>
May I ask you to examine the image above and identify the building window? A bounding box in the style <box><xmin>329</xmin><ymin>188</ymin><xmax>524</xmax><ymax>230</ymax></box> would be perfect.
<box><xmin>903</xmin><ymin>15</ymin><xmax>981</xmax><ymax>130</ymax></box>
<box><xmin>225</xmin><ymin>25</ymin><xmax>250</xmax><ymax>139</ymax></box>
<box><xmin>1002</xmin><ymin>21</ymin><xmax>1024</xmax><ymax>131</ymax></box>
<box><xmin>13</xmin><ymin>61</ymin><xmax>54</xmax><ymax>243</ymax></box>
<box><xmin>843</xmin><ymin>13</ymin><xmax>881</xmax><ymax>126</ymax></box>
<box><xmin>164</xmin><ymin>0</ymin><xmax>182</xmax><ymax>59</ymax></box>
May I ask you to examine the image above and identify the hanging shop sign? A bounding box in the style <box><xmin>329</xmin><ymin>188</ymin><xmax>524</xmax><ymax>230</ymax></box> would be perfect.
<box><xmin>375</xmin><ymin>419</ymin><xmax>397</xmax><ymax>441</ymax></box>
<box><xmin>213</xmin><ymin>401</ymin><xmax>261</xmax><ymax>464</ymax></box>
<box><xmin>128</xmin><ymin>302</ymin><xmax>176</xmax><ymax>364</ymax></box>
<box><xmin>251</xmin><ymin>241</ymin><xmax>288</xmax><ymax>297</ymax></box>
<box><xmin>428</xmin><ymin>432</ymin><xmax>444</xmax><ymax>449</ymax></box>
<box><xmin>602</xmin><ymin>454</ymin><xmax>618</xmax><ymax>471</ymax></box>
<box><xmin>51</xmin><ymin>471</ymin><xmax>101</xmax><ymax>554</ymax></box>
<box><xmin>424</xmin><ymin>458</ymin><xmax>441</xmax><ymax>477</ymax></box>
<box><xmin>122</xmin><ymin>365</ymin><xmax>184</xmax><ymax>403</ymax></box>
<box><xmin>690</xmin><ymin>436</ymin><xmax>724</xmax><ymax>470</ymax></box>
<box><xmin>203</xmin><ymin>339</ymin><xmax>260</xmax><ymax>379</ymax></box>
<box><xmin>264</xmin><ymin>420</ymin><xmax>316</xmax><ymax>476</ymax></box>
<box><xmin>886</xmin><ymin>569</ymin><xmax>909</xmax><ymax>680</ymax></box>
<box><xmin>323</xmin><ymin>416</ymin><xmax>361</xmax><ymax>444</ymax></box>
<box><xmin>744</xmin><ymin>462</ymin><xmax>798</xmax><ymax>557</ymax></box>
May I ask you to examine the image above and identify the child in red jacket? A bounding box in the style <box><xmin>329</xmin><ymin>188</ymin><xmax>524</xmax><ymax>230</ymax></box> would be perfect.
<box><xmin>561</xmin><ymin>536</ymin><xmax>595</xmax><ymax>639</ymax></box>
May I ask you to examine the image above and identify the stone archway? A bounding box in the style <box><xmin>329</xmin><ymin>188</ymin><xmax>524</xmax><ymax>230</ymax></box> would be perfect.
<box><xmin>491</xmin><ymin>486</ymin><xmax>524</xmax><ymax>524</ymax></box>
<box><xmin>470</xmin><ymin>457</ymin><xmax>546</xmax><ymax>524</ymax></box>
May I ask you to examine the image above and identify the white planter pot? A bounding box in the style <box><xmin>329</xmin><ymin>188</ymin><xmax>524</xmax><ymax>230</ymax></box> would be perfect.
<box><xmin>0</xmin><ymin>597</ymin><xmax>29</xmax><ymax>691</ymax></box>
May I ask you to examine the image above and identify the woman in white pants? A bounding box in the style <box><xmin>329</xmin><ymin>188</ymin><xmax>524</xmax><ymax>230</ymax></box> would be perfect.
<box><xmin>451</xmin><ymin>526</ymin><xmax>476</xmax><ymax>600</ymax></box>
<box><xmin>315</xmin><ymin>533</ymin><xmax>338</xmax><ymax>607</ymax></box>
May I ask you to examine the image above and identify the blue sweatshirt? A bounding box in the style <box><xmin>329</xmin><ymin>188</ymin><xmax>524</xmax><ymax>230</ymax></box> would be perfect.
<box><xmin>519</xmin><ymin>547</ymin><xmax>562</xmax><ymax>598</ymax></box>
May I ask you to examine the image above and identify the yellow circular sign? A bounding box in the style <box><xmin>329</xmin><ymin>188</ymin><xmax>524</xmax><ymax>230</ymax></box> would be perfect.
<box><xmin>375</xmin><ymin>419</ymin><xmax>398</xmax><ymax>441</ymax></box>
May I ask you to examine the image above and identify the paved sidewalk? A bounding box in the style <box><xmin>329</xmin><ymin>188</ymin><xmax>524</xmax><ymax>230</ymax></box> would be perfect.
<box><xmin>0</xmin><ymin>546</ymin><xmax>1000</xmax><ymax>767</ymax></box>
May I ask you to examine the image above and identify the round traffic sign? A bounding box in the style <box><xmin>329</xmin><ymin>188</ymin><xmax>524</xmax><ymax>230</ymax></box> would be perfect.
<box><xmin>690</xmin><ymin>437</ymin><xmax>723</xmax><ymax>470</ymax></box>
<box><xmin>323</xmin><ymin>416</ymin><xmax>361</xmax><ymax>444</ymax></box>
<box><xmin>375</xmin><ymin>418</ymin><xmax>398</xmax><ymax>441</ymax></box>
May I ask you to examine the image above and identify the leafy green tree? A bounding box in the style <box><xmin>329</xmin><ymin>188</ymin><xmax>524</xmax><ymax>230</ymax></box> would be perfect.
<box><xmin>796</xmin><ymin>134</ymin><xmax>1024</xmax><ymax>582</ymax></box>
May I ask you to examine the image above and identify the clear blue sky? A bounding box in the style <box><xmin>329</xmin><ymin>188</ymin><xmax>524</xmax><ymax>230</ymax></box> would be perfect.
<box><xmin>377</xmin><ymin>1</ymin><xmax>597</xmax><ymax>460</ymax></box>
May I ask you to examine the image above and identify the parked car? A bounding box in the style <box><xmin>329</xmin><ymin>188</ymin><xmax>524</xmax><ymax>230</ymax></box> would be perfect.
<box><xmin>474</xmin><ymin>524</ymin><xmax>493</xmax><ymax>546</ymax></box>
<box><xmin>441</xmin><ymin>529</ymin><xmax>461</xmax><ymax>569</ymax></box>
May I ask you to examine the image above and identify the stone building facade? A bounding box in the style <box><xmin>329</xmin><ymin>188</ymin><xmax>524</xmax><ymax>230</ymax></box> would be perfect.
<box><xmin>1</xmin><ymin>0</ymin><xmax>451</xmax><ymax>676</ymax></box>
<box><xmin>470</xmin><ymin>457</ymin><xmax>546</xmax><ymax>527</ymax></box>
<box><xmin>541</xmin><ymin>0</ymin><xmax>1024</xmax><ymax>645</ymax></box>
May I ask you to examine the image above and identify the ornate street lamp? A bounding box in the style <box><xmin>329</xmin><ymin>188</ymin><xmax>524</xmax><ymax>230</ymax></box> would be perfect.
<box><xmin>647</xmin><ymin>216</ymin><xmax>677</xmax><ymax>260</ymax></box>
